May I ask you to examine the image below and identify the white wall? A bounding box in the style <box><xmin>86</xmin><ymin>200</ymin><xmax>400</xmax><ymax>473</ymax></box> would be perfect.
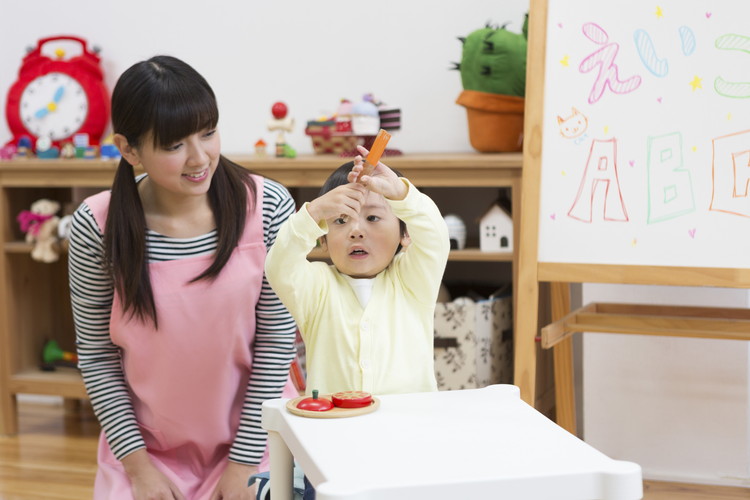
<box><xmin>0</xmin><ymin>0</ymin><xmax>529</xmax><ymax>154</ymax></box>
<box><xmin>2</xmin><ymin>0</ymin><xmax>748</xmax><ymax>488</ymax></box>
<box><xmin>582</xmin><ymin>284</ymin><xmax>750</xmax><ymax>488</ymax></box>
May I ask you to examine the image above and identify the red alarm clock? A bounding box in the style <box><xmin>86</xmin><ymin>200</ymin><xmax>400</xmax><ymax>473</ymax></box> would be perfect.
<box><xmin>5</xmin><ymin>35</ymin><xmax>110</xmax><ymax>148</ymax></box>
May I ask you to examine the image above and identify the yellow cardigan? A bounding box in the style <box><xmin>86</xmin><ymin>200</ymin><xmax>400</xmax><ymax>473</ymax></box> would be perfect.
<box><xmin>265</xmin><ymin>180</ymin><xmax>450</xmax><ymax>396</ymax></box>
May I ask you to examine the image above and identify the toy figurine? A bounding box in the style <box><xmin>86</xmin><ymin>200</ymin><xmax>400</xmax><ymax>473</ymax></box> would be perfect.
<box><xmin>60</xmin><ymin>142</ymin><xmax>76</xmax><ymax>159</ymax></box>
<box><xmin>17</xmin><ymin>198</ymin><xmax>61</xmax><ymax>263</ymax></box>
<box><xmin>0</xmin><ymin>144</ymin><xmax>17</xmax><ymax>160</ymax></box>
<box><xmin>35</xmin><ymin>136</ymin><xmax>60</xmax><ymax>159</ymax></box>
<box><xmin>16</xmin><ymin>136</ymin><xmax>33</xmax><ymax>158</ymax></box>
<box><xmin>254</xmin><ymin>138</ymin><xmax>268</xmax><ymax>157</ymax></box>
<box><xmin>267</xmin><ymin>101</ymin><xmax>295</xmax><ymax>158</ymax></box>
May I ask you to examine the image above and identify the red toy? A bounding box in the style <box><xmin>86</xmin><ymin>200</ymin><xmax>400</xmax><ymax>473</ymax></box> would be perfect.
<box><xmin>331</xmin><ymin>391</ymin><xmax>373</xmax><ymax>408</ymax></box>
<box><xmin>5</xmin><ymin>35</ymin><xmax>110</xmax><ymax>148</ymax></box>
<box><xmin>295</xmin><ymin>390</ymin><xmax>333</xmax><ymax>412</ymax></box>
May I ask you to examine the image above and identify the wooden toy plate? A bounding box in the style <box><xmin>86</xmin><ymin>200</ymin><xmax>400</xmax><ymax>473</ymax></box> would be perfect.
<box><xmin>286</xmin><ymin>395</ymin><xmax>380</xmax><ymax>419</ymax></box>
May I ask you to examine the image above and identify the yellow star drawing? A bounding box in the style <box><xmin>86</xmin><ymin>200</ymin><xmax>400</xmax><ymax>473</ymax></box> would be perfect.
<box><xmin>689</xmin><ymin>76</ymin><xmax>702</xmax><ymax>91</ymax></box>
<box><xmin>727</xmin><ymin>112</ymin><xmax>733</xmax><ymax>120</ymax></box>
<box><xmin>604</xmin><ymin>125</ymin><xmax>609</xmax><ymax>135</ymax></box>
<box><xmin>655</xmin><ymin>6</ymin><xmax>664</xmax><ymax>18</ymax></box>
<box><xmin>560</xmin><ymin>55</ymin><xmax>570</xmax><ymax>67</ymax></box>
<box><xmin>692</xmin><ymin>146</ymin><xmax>697</xmax><ymax>152</ymax></box>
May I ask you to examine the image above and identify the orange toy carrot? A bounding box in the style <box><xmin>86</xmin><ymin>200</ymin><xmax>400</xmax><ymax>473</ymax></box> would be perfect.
<box><xmin>358</xmin><ymin>129</ymin><xmax>391</xmax><ymax>180</ymax></box>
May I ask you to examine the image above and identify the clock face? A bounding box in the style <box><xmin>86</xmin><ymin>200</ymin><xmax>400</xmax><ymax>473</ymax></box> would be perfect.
<box><xmin>19</xmin><ymin>72</ymin><xmax>89</xmax><ymax>141</ymax></box>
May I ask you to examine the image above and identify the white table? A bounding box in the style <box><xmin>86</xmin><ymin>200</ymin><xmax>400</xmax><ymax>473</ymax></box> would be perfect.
<box><xmin>261</xmin><ymin>385</ymin><xmax>642</xmax><ymax>500</ymax></box>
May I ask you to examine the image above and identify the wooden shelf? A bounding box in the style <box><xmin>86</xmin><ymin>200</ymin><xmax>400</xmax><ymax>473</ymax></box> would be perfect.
<box><xmin>9</xmin><ymin>369</ymin><xmax>86</xmax><ymax>399</ymax></box>
<box><xmin>0</xmin><ymin>152</ymin><xmax>524</xmax><ymax>435</ymax></box>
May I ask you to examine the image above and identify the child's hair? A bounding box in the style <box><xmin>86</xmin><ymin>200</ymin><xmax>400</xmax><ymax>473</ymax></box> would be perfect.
<box><xmin>319</xmin><ymin>161</ymin><xmax>407</xmax><ymax>245</ymax></box>
<box><xmin>104</xmin><ymin>55</ymin><xmax>256</xmax><ymax>328</ymax></box>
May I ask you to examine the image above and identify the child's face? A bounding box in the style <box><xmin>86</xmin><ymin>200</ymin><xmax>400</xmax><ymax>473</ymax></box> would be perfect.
<box><xmin>324</xmin><ymin>190</ymin><xmax>407</xmax><ymax>279</ymax></box>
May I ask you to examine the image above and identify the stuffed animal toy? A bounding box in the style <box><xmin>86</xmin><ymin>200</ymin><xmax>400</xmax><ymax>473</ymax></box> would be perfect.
<box><xmin>17</xmin><ymin>198</ymin><xmax>61</xmax><ymax>263</ymax></box>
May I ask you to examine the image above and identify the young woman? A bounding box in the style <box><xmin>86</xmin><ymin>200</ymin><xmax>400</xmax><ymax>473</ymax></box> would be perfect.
<box><xmin>68</xmin><ymin>55</ymin><xmax>298</xmax><ymax>499</ymax></box>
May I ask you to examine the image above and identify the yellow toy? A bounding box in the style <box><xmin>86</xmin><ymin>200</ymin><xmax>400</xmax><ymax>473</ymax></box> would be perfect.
<box><xmin>17</xmin><ymin>198</ymin><xmax>61</xmax><ymax>263</ymax></box>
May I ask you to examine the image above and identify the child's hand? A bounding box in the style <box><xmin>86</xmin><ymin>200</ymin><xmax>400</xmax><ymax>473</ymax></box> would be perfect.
<box><xmin>350</xmin><ymin>145</ymin><xmax>408</xmax><ymax>200</ymax></box>
<box><xmin>306</xmin><ymin>182</ymin><xmax>368</xmax><ymax>224</ymax></box>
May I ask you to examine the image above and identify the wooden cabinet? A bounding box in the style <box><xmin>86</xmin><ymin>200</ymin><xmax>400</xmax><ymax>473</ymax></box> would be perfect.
<box><xmin>0</xmin><ymin>153</ymin><xmax>523</xmax><ymax>435</ymax></box>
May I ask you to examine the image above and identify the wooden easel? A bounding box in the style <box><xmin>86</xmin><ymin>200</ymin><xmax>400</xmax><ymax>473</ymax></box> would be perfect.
<box><xmin>516</xmin><ymin>0</ymin><xmax>750</xmax><ymax>434</ymax></box>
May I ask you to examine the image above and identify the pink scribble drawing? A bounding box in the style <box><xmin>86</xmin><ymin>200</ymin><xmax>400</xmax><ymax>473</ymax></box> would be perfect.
<box><xmin>579</xmin><ymin>23</ymin><xmax>642</xmax><ymax>104</ymax></box>
<box><xmin>568</xmin><ymin>137</ymin><xmax>629</xmax><ymax>222</ymax></box>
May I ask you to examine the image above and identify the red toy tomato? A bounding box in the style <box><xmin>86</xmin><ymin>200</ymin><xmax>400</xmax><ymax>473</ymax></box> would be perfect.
<box><xmin>271</xmin><ymin>101</ymin><xmax>288</xmax><ymax>119</ymax></box>
<box><xmin>331</xmin><ymin>391</ymin><xmax>373</xmax><ymax>408</ymax></box>
<box><xmin>296</xmin><ymin>390</ymin><xmax>333</xmax><ymax>412</ymax></box>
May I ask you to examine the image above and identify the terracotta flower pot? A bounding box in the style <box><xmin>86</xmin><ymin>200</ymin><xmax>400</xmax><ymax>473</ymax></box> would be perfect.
<box><xmin>456</xmin><ymin>90</ymin><xmax>525</xmax><ymax>153</ymax></box>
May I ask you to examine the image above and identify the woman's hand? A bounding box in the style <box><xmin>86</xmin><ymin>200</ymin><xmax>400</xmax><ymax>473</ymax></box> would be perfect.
<box><xmin>121</xmin><ymin>449</ymin><xmax>186</xmax><ymax>500</ymax></box>
<box><xmin>349</xmin><ymin>145</ymin><xmax>407</xmax><ymax>201</ymax></box>
<box><xmin>306</xmin><ymin>182</ymin><xmax>367</xmax><ymax>224</ymax></box>
<box><xmin>209</xmin><ymin>462</ymin><xmax>258</xmax><ymax>500</ymax></box>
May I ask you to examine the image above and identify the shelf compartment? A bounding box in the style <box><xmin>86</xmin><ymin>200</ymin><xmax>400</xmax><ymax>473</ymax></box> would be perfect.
<box><xmin>10</xmin><ymin>369</ymin><xmax>86</xmax><ymax>399</ymax></box>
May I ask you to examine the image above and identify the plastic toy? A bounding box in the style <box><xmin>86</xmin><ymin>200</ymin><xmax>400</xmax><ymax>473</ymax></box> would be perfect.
<box><xmin>15</xmin><ymin>136</ymin><xmax>32</xmax><ymax>157</ymax></box>
<box><xmin>331</xmin><ymin>391</ymin><xmax>373</xmax><ymax>408</ymax></box>
<box><xmin>16</xmin><ymin>198</ymin><xmax>61</xmax><ymax>263</ymax></box>
<box><xmin>267</xmin><ymin>101</ymin><xmax>295</xmax><ymax>158</ymax></box>
<box><xmin>287</xmin><ymin>392</ymin><xmax>380</xmax><ymax>418</ymax></box>
<box><xmin>254</xmin><ymin>138</ymin><xmax>267</xmax><ymax>157</ymax></box>
<box><xmin>443</xmin><ymin>214</ymin><xmax>467</xmax><ymax>250</ymax></box>
<box><xmin>0</xmin><ymin>144</ymin><xmax>17</xmax><ymax>160</ymax></box>
<box><xmin>60</xmin><ymin>142</ymin><xmax>76</xmax><ymax>158</ymax></box>
<box><xmin>358</xmin><ymin>128</ymin><xmax>391</xmax><ymax>180</ymax></box>
<box><xmin>452</xmin><ymin>16</ymin><xmax>528</xmax><ymax>152</ymax></box>
<box><xmin>295</xmin><ymin>390</ymin><xmax>333</xmax><ymax>412</ymax></box>
<box><xmin>5</xmin><ymin>35</ymin><xmax>109</xmax><ymax>148</ymax></box>
<box><xmin>35</xmin><ymin>136</ymin><xmax>60</xmax><ymax>159</ymax></box>
<box><xmin>41</xmin><ymin>339</ymin><xmax>78</xmax><ymax>371</ymax></box>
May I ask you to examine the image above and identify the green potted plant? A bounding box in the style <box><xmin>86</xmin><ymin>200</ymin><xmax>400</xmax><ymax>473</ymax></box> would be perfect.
<box><xmin>454</xmin><ymin>16</ymin><xmax>528</xmax><ymax>152</ymax></box>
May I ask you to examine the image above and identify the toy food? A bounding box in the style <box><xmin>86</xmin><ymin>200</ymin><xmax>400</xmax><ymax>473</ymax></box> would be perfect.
<box><xmin>331</xmin><ymin>391</ymin><xmax>373</xmax><ymax>408</ymax></box>
<box><xmin>359</xmin><ymin>129</ymin><xmax>391</xmax><ymax>180</ymax></box>
<box><xmin>295</xmin><ymin>390</ymin><xmax>333</xmax><ymax>412</ymax></box>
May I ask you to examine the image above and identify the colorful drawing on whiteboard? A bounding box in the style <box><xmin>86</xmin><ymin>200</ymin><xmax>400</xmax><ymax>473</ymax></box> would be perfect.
<box><xmin>557</xmin><ymin>108</ymin><xmax>589</xmax><ymax>139</ymax></box>
<box><xmin>679</xmin><ymin>26</ymin><xmax>697</xmax><ymax>55</ymax></box>
<box><xmin>579</xmin><ymin>23</ymin><xmax>642</xmax><ymax>104</ymax></box>
<box><xmin>646</xmin><ymin>132</ymin><xmax>695</xmax><ymax>223</ymax></box>
<box><xmin>634</xmin><ymin>29</ymin><xmax>669</xmax><ymax>77</ymax></box>
<box><xmin>633</xmin><ymin>23</ymin><xmax>698</xmax><ymax>77</ymax></box>
<box><xmin>568</xmin><ymin>138</ymin><xmax>629</xmax><ymax>222</ymax></box>
<box><xmin>714</xmin><ymin>34</ymin><xmax>750</xmax><ymax>98</ymax></box>
<box><xmin>709</xmin><ymin>129</ymin><xmax>750</xmax><ymax>217</ymax></box>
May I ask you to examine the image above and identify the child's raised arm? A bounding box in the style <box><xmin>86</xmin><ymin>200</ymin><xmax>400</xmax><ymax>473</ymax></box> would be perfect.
<box><xmin>306</xmin><ymin>182</ymin><xmax>368</xmax><ymax>224</ymax></box>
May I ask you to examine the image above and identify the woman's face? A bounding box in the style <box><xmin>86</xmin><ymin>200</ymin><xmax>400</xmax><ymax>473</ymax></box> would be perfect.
<box><xmin>126</xmin><ymin>127</ymin><xmax>221</xmax><ymax>198</ymax></box>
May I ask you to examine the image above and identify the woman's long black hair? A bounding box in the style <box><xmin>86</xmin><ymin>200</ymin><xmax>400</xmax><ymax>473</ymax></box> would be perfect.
<box><xmin>104</xmin><ymin>55</ymin><xmax>255</xmax><ymax>328</ymax></box>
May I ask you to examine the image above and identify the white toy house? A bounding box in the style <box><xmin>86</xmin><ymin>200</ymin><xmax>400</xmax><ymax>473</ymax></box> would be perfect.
<box><xmin>478</xmin><ymin>201</ymin><xmax>513</xmax><ymax>252</ymax></box>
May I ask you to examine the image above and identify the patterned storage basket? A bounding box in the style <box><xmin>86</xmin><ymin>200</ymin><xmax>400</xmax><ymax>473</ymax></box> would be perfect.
<box><xmin>305</xmin><ymin>120</ymin><xmax>359</xmax><ymax>154</ymax></box>
<box><xmin>433</xmin><ymin>293</ymin><xmax>513</xmax><ymax>391</ymax></box>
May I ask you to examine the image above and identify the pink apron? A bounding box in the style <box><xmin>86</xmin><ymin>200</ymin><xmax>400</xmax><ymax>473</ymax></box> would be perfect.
<box><xmin>86</xmin><ymin>175</ymin><xmax>296</xmax><ymax>499</ymax></box>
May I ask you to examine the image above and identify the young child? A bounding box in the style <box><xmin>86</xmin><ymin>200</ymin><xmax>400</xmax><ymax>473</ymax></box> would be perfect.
<box><xmin>265</xmin><ymin>145</ymin><xmax>450</xmax><ymax>396</ymax></box>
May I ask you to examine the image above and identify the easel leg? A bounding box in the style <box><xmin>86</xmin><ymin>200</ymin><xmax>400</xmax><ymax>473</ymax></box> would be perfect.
<box><xmin>550</xmin><ymin>282</ymin><xmax>577</xmax><ymax>434</ymax></box>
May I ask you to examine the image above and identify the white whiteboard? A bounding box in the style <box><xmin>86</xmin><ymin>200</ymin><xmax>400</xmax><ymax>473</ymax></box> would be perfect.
<box><xmin>538</xmin><ymin>0</ymin><xmax>750</xmax><ymax>268</ymax></box>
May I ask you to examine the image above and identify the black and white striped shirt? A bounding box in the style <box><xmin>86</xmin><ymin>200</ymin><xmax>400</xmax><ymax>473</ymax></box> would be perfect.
<box><xmin>68</xmin><ymin>177</ymin><xmax>297</xmax><ymax>465</ymax></box>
